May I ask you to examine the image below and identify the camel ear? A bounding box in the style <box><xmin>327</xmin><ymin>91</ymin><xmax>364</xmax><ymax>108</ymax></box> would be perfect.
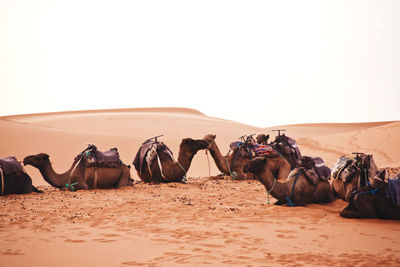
<box><xmin>212</xmin><ymin>134</ymin><xmax>216</xmax><ymax>139</ymax></box>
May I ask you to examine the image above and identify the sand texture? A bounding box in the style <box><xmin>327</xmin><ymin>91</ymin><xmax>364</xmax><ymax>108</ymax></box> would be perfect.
<box><xmin>1</xmin><ymin>108</ymin><xmax>399</xmax><ymax>266</ymax></box>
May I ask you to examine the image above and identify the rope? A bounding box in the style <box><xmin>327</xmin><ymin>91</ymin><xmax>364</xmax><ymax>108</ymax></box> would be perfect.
<box><xmin>224</xmin><ymin>156</ymin><xmax>238</xmax><ymax>179</ymax></box>
<box><xmin>177</xmin><ymin>161</ymin><xmax>188</xmax><ymax>184</ymax></box>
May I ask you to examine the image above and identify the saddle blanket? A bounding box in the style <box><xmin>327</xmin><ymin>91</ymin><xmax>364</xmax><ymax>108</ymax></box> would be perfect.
<box><xmin>387</xmin><ymin>175</ymin><xmax>400</xmax><ymax>207</ymax></box>
<box><xmin>313</xmin><ymin>157</ymin><xmax>331</xmax><ymax>181</ymax></box>
<box><xmin>0</xmin><ymin>156</ymin><xmax>24</xmax><ymax>175</ymax></box>
<box><xmin>252</xmin><ymin>143</ymin><xmax>276</xmax><ymax>157</ymax></box>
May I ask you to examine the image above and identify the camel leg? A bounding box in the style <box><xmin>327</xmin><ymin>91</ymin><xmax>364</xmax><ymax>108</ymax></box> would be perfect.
<box><xmin>116</xmin><ymin>166</ymin><xmax>131</xmax><ymax>188</ymax></box>
<box><xmin>22</xmin><ymin>174</ymin><xmax>34</xmax><ymax>194</ymax></box>
<box><xmin>340</xmin><ymin>205</ymin><xmax>361</xmax><ymax>219</ymax></box>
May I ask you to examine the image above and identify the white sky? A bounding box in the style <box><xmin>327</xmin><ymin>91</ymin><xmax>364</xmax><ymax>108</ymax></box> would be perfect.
<box><xmin>1</xmin><ymin>0</ymin><xmax>399</xmax><ymax>127</ymax></box>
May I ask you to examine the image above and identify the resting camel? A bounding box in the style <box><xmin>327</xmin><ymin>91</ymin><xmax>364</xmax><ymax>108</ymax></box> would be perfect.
<box><xmin>133</xmin><ymin>138</ymin><xmax>209</xmax><ymax>183</ymax></box>
<box><xmin>340</xmin><ymin>171</ymin><xmax>400</xmax><ymax>220</ymax></box>
<box><xmin>23</xmin><ymin>149</ymin><xmax>132</xmax><ymax>191</ymax></box>
<box><xmin>243</xmin><ymin>156</ymin><xmax>335</xmax><ymax>205</ymax></box>
<box><xmin>0</xmin><ymin>156</ymin><xmax>42</xmax><ymax>195</ymax></box>
<box><xmin>203</xmin><ymin>134</ymin><xmax>290</xmax><ymax>180</ymax></box>
<box><xmin>331</xmin><ymin>154</ymin><xmax>378</xmax><ymax>201</ymax></box>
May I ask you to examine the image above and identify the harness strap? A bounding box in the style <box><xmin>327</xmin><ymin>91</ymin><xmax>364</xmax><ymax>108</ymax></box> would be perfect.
<box><xmin>69</xmin><ymin>154</ymin><xmax>84</xmax><ymax>184</ymax></box>
<box><xmin>0</xmin><ymin>168</ymin><xmax>4</xmax><ymax>196</ymax></box>
<box><xmin>156</xmin><ymin>153</ymin><xmax>168</xmax><ymax>181</ymax></box>
<box><xmin>287</xmin><ymin>171</ymin><xmax>301</xmax><ymax>206</ymax></box>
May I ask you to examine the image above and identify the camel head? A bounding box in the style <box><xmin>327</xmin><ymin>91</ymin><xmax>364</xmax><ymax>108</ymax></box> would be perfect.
<box><xmin>203</xmin><ymin>134</ymin><xmax>216</xmax><ymax>149</ymax></box>
<box><xmin>243</xmin><ymin>157</ymin><xmax>267</xmax><ymax>175</ymax></box>
<box><xmin>356</xmin><ymin>154</ymin><xmax>372</xmax><ymax>169</ymax></box>
<box><xmin>23</xmin><ymin>153</ymin><xmax>50</xmax><ymax>168</ymax></box>
<box><xmin>180</xmin><ymin>138</ymin><xmax>209</xmax><ymax>154</ymax></box>
<box><xmin>256</xmin><ymin>134</ymin><xmax>269</xmax><ymax>145</ymax></box>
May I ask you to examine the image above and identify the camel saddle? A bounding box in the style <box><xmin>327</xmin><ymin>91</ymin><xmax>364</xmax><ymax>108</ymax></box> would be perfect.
<box><xmin>313</xmin><ymin>157</ymin><xmax>331</xmax><ymax>181</ymax></box>
<box><xmin>75</xmin><ymin>145</ymin><xmax>121</xmax><ymax>168</ymax></box>
<box><xmin>0</xmin><ymin>156</ymin><xmax>25</xmax><ymax>175</ymax></box>
<box><xmin>271</xmin><ymin>135</ymin><xmax>301</xmax><ymax>161</ymax></box>
<box><xmin>331</xmin><ymin>156</ymin><xmax>354</xmax><ymax>182</ymax></box>
<box><xmin>296</xmin><ymin>157</ymin><xmax>330</xmax><ymax>184</ymax></box>
<box><xmin>229</xmin><ymin>142</ymin><xmax>276</xmax><ymax>158</ymax></box>
<box><xmin>133</xmin><ymin>139</ymin><xmax>174</xmax><ymax>175</ymax></box>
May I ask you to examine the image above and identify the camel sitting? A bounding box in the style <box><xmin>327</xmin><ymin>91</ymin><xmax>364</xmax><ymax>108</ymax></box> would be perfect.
<box><xmin>340</xmin><ymin>170</ymin><xmax>400</xmax><ymax>220</ymax></box>
<box><xmin>203</xmin><ymin>134</ymin><xmax>290</xmax><ymax>180</ymax></box>
<box><xmin>0</xmin><ymin>156</ymin><xmax>42</xmax><ymax>195</ymax></box>
<box><xmin>133</xmin><ymin>137</ymin><xmax>209</xmax><ymax>183</ymax></box>
<box><xmin>331</xmin><ymin>153</ymin><xmax>378</xmax><ymax>201</ymax></box>
<box><xmin>23</xmin><ymin>145</ymin><xmax>132</xmax><ymax>191</ymax></box>
<box><xmin>243</xmin><ymin>156</ymin><xmax>335</xmax><ymax>206</ymax></box>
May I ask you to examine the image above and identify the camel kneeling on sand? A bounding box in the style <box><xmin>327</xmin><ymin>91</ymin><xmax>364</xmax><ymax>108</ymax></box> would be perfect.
<box><xmin>0</xmin><ymin>156</ymin><xmax>42</xmax><ymax>195</ymax></box>
<box><xmin>133</xmin><ymin>137</ymin><xmax>209</xmax><ymax>184</ymax></box>
<box><xmin>331</xmin><ymin>153</ymin><xmax>378</xmax><ymax>201</ymax></box>
<box><xmin>243</xmin><ymin>156</ymin><xmax>335</xmax><ymax>206</ymax></box>
<box><xmin>340</xmin><ymin>170</ymin><xmax>400</xmax><ymax>220</ymax></box>
<box><xmin>203</xmin><ymin>134</ymin><xmax>290</xmax><ymax>180</ymax></box>
<box><xmin>23</xmin><ymin>145</ymin><xmax>132</xmax><ymax>191</ymax></box>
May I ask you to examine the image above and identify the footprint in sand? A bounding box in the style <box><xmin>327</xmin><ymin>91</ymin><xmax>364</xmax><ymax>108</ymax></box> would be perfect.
<box><xmin>64</xmin><ymin>239</ymin><xmax>86</xmax><ymax>243</ymax></box>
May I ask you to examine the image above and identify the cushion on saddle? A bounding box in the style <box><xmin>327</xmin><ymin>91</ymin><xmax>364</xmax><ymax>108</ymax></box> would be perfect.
<box><xmin>133</xmin><ymin>139</ymin><xmax>174</xmax><ymax>174</ymax></box>
<box><xmin>0</xmin><ymin>157</ymin><xmax>24</xmax><ymax>175</ymax></box>
<box><xmin>386</xmin><ymin>175</ymin><xmax>400</xmax><ymax>207</ymax></box>
<box><xmin>75</xmin><ymin>146</ymin><xmax>121</xmax><ymax>168</ymax></box>
<box><xmin>313</xmin><ymin>157</ymin><xmax>331</xmax><ymax>181</ymax></box>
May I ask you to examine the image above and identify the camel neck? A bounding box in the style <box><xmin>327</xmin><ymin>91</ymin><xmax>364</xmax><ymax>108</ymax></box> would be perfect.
<box><xmin>40</xmin><ymin>160</ymin><xmax>71</xmax><ymax>188</ymax></box>
<box><xmin>260</xmin><ymin>163</ymin><xmax>290</xmax><ymax>202</ymax></box>
<box><xmin>208</xmin><ymin>142</ymin><xmax>230</xmax><ymax>174</ymax></box>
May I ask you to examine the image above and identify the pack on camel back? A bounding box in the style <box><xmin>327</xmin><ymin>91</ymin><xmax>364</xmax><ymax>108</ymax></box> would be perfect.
<box><xmin>0</xmin><ymin>156</ymin><xmax>42</xmax><ymax>195</ymax></box>
<box><xmin>133</xmin><ymin>135</ymin><xmax>209</xmax><ymax>184</ymax></box>
<box><xmin>340</xmin><ymin>170</ymin><xmax>400</xmax><ymax>220</ymax></box>
<box><xmin>268</xmin><ymin>130</ymin><xmax>302</xmax><ymax>169</ymax></box>
<box><xmin>133</xmin><ymin>135</ymin><xmax>176</xmax><ymax>183</ymax></box>
<box><xmin>331</xmin><ymin>153</ymin><xmax>379</xmax><ymax>201</ymax></box>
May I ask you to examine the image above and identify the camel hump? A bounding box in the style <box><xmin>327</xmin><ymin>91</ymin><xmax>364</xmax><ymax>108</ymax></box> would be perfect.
<box><xmin>0</xmin><ymin>156</ymin><xmax>24</xmax><ymax>175</ymax></box>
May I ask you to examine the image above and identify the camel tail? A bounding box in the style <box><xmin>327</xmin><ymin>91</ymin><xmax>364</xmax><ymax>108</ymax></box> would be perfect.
<box><xmin>32</xmin><ymin>186</ymin><xmax>43</xmax><ymax>193</ymax></box>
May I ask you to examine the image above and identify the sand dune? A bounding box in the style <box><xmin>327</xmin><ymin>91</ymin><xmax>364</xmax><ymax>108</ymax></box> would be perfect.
<box><xmin>1</xmin><ymin>108</ymin><xmax>399</xmax><ymax>266</ymax></box>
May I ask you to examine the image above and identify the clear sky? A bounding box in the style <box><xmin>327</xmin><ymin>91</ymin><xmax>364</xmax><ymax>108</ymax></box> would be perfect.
<box><xmin>1</xmin><ymin>0</ymin><xmax>399</xmax><ymax>127</ymax></box>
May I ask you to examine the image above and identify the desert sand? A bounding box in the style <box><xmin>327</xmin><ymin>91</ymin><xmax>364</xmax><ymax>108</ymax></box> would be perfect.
<box><xmin>0</xmin><ymin>107</ymin><xmax>399</xmax><ymax>266</ymax></box>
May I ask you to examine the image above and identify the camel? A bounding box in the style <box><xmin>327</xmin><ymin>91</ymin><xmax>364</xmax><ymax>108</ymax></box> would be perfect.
<box><xmin>331</xmin><ymin>154</ymin><xmax>378</xmax><ymax>202</ymax></box>
<box><xmin>340</xmin><ymin>171</ymin><xmax>400</xmax><ymax>220</ymax></box>
<box><xmin>133</xmin><ymin>138</ymin><xmax>209</xmax><ymax>183</ymax></box>
<box><xmin>243</xmin><ymin>156</ymin><xmax>335</xmax><ymax>206</ymax></box>
<box><xmin>0</xmin><ymin>156</ymin><xmax>42</xmax><ymax>195</ymax></box>
<box><xmin>203</xmin><ymin>134</ymin><xmax>290</xmax><ymax>180</ymax></box>
<box><xmin>23</xmin><ymin>147</ymin><xmax>132</xmax><ymax>191</ymax></box>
